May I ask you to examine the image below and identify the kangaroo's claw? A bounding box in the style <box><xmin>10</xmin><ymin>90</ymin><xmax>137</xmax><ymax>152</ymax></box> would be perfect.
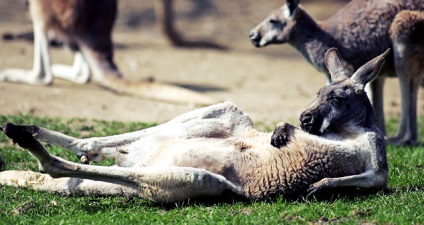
<box><xmin>77</xmin><ymin>153</ymin><xmax>90</xmax><ymax>165</ymax></box>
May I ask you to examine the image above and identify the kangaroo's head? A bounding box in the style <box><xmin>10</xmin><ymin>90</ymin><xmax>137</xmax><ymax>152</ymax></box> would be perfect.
<box><xmin>300</xmin><ymin>48</ymin><xmax>389</xmax><ymax>136</ymax></box>
<box><xmin>249</xmin><ymin>0</ymin><xmax>302</xmax><ymax>47</ymax></box>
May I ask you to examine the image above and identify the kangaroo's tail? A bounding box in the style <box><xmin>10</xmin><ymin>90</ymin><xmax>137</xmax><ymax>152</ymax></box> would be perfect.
<box><xmin>80</xmin><ymin>44</ymin><xmax>218</xmax><ymax>106</ymax></box>
<box><xmin>99</xmin><ymin>75</ymin><xmax>218</xmax><ymax>106</ymax></box>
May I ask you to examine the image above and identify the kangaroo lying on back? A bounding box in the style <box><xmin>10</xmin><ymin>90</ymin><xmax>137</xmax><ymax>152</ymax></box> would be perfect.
<box><xmin>250</xmin><ymin>0</ymin><xmax>424</xmax><ymax>146</ymax></box>
<box><xmin>0</xmin><ymin>0</ymin><xmax>216</xmax><ymax>106</ymax></box>
<box><xmin>0</xmin><ymin>49</ymin><xmax>388</xmax><ymax>203</ymax></box>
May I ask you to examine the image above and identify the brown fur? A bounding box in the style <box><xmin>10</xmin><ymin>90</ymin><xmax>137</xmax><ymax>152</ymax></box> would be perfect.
<box><xmin>0</xmin><ymin>0</ymin><xmax>216</xmax><ymax>105</ymax></box>
<box><xmin>390</xmin><ymin>10</ymin><xmax>424</xmax><ymax>41</ymax></box>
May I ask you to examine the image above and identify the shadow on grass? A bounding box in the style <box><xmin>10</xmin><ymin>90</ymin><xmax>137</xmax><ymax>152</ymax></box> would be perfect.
<box><xmin>3</xmin><ymin>175</ymin><xmax>422</xmax><ymax>218</ymax></box>
<box><xmin>152</xmin><ymin>185</ymin><xmax>423</xmax><ymax>209</ymax></box>
<box><xmin>69</xmin><ymin>184</ymin><xmax>424</xmax><ymax>213</ymax></box>
<box><xmin>118</xmin><ymin>187</ymin><xmax>396</xmax><ymax>210</ymax></box>
<box><xmin>169</xmin><ymin>82</ymin><xmax>227</xmax><ymax>93</ymax></box>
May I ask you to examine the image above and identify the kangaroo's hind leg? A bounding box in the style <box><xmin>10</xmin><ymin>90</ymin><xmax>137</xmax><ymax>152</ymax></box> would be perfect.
<box><xmin>51</xmin><ymin>52</ymin><xmax>90</xmax><ymax>84</ymax></box>
<box><xmin>0</xmin><ymin>1</ymin><xmax>53</xmax><ymax>85</ymax></box>
<box><xmin>0</xmin><ymin>170</ymin><xmax>139</xmax><ymax>197</ymax></box>
<box><xmin>1</xmin><ymin>122</ymin><xmax>160</xmax><ymax>164</ymax></box>
<box><xmin>3</xmin><ymin>102</ymin><xmax>253</xmax><ymax>165</ymax></box>
<box><xmin>1</xmin><ymin>123</ymin><xmax>242</xmax><ymax>203</ymax></box>
<box><xmin>388</xmin><ymin>10</ymin><xmax>424</xmax><ymax>146</ymax></box>
<box><xmin>369</xmin><ymin>76</ymin><xmax>386</xmax><ymax>135</ymax></box>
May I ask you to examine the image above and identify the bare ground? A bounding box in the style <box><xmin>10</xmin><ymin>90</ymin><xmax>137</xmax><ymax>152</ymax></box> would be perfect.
<box><xmin>0</xmin><ymin>0</ymin><xmax>422</xmax><ymax>129</ymax></box>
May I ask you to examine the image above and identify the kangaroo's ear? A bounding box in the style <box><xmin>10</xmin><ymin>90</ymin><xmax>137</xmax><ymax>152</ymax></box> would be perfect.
<box><xmin>286</xmin><ymin>0</ymin><xmax>300</xmax><ymax>15</ymax></box>
<box><xmin>350</xmin><ymin>49</ymin><xmax>390</xmax><ymax>92</ymax></box>
<box><xmin>325</xmin><ymin>48</ymin><xmax>349</xmax><ymax>82</ymax></box>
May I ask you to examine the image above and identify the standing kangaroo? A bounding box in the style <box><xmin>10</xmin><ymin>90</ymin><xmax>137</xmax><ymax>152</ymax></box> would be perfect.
<box><xmin>0</xmin><ymin>0</ymin><xmax>216</xmax><ymax>106</ymax></box>
<box><xmin>0</xmin><ymin>49</ymin><xmax>388</xmax><ymax>203</ymax></box>
<box><xmin>4</xmin><ymin>0</ymin><xmax>226</xmax><ymax>50</ymax></box>
<box><xmin>249</xmin><ymin>0</ymin><xmax>424</xmax><ymax>146</ymax></box>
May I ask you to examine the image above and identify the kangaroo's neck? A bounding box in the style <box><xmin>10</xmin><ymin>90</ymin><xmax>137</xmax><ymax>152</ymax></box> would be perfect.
<box><xmin>325</xmin><ymin>98</ymin><xmax>383</xmax><ymax>139</ymax></box>
<box><xmin>288</xmin><ymin>9</ymin><xmax>344</xmax><ymax>76</ymax></box>
<box><xmin>361</xmin><ymin>97</ymin><xmax>384</xmax><ymax>136</ymax></box>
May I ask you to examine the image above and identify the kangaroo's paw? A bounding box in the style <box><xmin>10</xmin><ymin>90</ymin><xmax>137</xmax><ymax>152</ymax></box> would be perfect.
<box><xmin>271</xmin><ymin>122</ymin><xmax>296</xmax><ymax>149</ymax></box>
<box><xmin>77</xmin><ymin>153</ymin><xmax>90</xmax><ymax>164</ymax></box>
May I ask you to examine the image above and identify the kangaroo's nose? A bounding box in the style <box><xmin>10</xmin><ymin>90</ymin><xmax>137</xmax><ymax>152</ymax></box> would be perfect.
<box><xmin>300</xmin><ymin>113</ymin><xmax>313</xmax><ymax>126</ymax></box>
<box><xmin>249</xmin><ymin>31</ymin><xmax>262</xmax><ymax>47</ymax></box>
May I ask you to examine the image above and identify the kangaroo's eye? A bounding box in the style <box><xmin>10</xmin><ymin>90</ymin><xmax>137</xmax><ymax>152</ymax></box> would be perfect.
<box><xmin>269</xmin><ymin>19</ymin><xmax>280</xmax><ymax>24</ymax></box>
<box><xmin>330</xmin><ymin>96</ymin><xmax>343</xmax><ymax>104</ymax></box>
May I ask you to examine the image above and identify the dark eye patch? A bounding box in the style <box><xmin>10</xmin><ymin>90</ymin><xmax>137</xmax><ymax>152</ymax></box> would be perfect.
<box><xmin>327</xmin><ymin>90</ymin><xmax>346</xmax><ymax>103</ymax></box>
<box><xmin>333</xmin><ymin>88</ymin><xmax>349</xmax><ymax>98</ymax></box>
<box><xmin>268</xmin><ymin>19</ymin><xmax>282</xmax><ymax>25</ymax></box>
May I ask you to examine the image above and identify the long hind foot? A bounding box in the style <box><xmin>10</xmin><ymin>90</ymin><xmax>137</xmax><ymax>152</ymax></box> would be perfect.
<box><xmin>2</xmin><ymin>123</ymin><xmax>54</xmax><ymax>167</ymax></box>
<box><xmin>386</xmin><ymin>134</ymin><xmax>418</xmax><ymax>146</ymax></box>
<box><xmin>2</xmin><ymin>123</ymin><xmax>40</xmax><ymax>136</ymax></box>
<box><xmin>2</xmin><ymin>123</ymin><xmax>94</xmax><ymax>164</ymax></box>
<box><xmin>0</xmin><ymin>69</ymin><xmax>52</xmax><ymax>85</ymax></box>
<box><xmin>3</xmin><ymin>123</ymin><xmax>40</xmax><ymax>149</ymax></box>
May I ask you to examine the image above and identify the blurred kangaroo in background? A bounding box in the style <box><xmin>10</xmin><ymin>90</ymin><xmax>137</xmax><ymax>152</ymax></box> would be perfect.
<box><xmin>249</xmin><ymin>0</ymin><xmax>424</xmax><ymax>146</ymax></box>
<box><xmin>0</xmin><ymin>0</ymin><xmax>218</xmax><ymax>106</ymax></box>
<box><xmin>155</xmin><ymin>0</ymin><xmax>225</xmax><ymax>49</ymax></box>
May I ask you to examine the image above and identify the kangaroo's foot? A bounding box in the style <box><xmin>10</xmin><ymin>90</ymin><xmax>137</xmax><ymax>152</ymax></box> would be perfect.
<box><xmin>386</xmin><ymin>134</ymin><xmax>418</xmax><ymax>146</ymax></box>
<box><xmin>1</xmin><ymin>123</ymin><xmax>98</xmax><ymax>164</ymax></box>
<box><xmin>2</xmin><ymin>123</ymin><xmax>40</xmax><ymax>137</ymax></box>
<box><xmin>0</xmin><ymin>69</ymin><xmax>52</xmax><ymax>85</ymax></box>
<box><xmin>2</xmin><ymin>123</ymin><xmax>41</xmax><ymax>149</ymax></box>
<box><xmin>51</xmin><ymin>52</ymin><xmax>90</xmax><ymax>84</ymax></box>
<box><xmin>2</xmin><ymin>123</ymin><xmax>55</xmax><ymax>170</ymax></box>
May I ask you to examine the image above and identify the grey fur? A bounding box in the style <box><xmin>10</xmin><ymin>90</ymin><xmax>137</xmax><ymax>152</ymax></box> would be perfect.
<box><xmin>250</xmin><ymin>0</ymin><xmax>424</xmax><ymax>146</ymax></box>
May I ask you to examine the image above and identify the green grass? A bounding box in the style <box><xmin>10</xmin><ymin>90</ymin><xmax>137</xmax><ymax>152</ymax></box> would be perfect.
<box><xmin>0</xmin><ymin>115</ymin><xmax>423</xmax><ymax>224</ymax></box>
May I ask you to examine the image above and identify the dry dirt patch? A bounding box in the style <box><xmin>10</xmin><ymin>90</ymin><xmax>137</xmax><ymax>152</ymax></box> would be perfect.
<box><xmin>0</xmin><ymin>0</ymin><xmax>422</xmax><ymax>128</ymax></box>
